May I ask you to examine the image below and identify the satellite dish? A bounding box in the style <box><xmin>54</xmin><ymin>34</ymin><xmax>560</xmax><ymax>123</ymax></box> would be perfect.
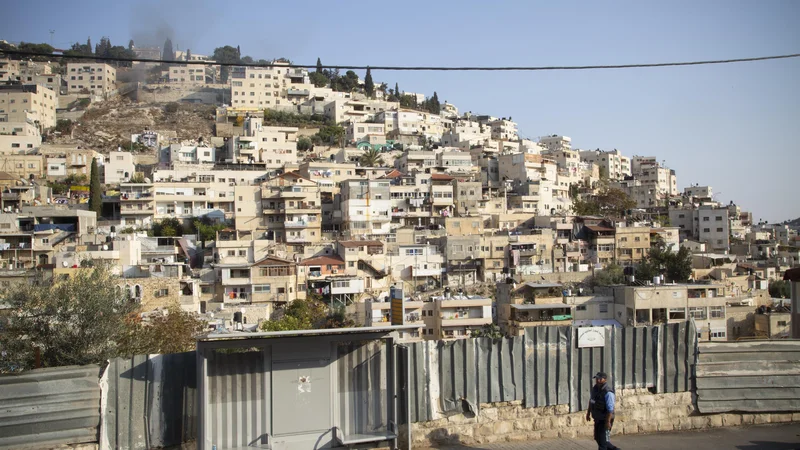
<box><xmin>62</xmin><ymin>261</ymin><xmax>68</xmax><ymax>267</ymax></box>
<box><xmin>102</xmin><ymin>245</ymin><xmax>108</xmax><ymax>251</ymax></box>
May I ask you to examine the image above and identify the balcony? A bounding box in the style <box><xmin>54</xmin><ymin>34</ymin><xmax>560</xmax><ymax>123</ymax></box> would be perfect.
<box><xmin>223</xmin><ymin>276</ymin><xmax>252</xmax><ymax>286</ymax></box>
<box><xmin>120</xmin><ymin>192</ymin><xmax>153</xmax><ymax>200</ymax></box>
<box><xmin>284</xmin><ymin>220</ymin><xmax>309</xmax><ymax>228</ymax></box>
<box><xmin>286</xmin><ymin>233</ymin><xmax>309</xmax><ymax>243</ymax></box>
<box><xmin>121</xmin><ymin>207</ymin><xmax>154</xmax><ymax>214</ymax></box>
<box><xmin>287</xmin><ymin>88</ymin><xmax>310</xmax><ymax>96</ymax></box>
<box><xmin>441</xmin><ymin>317</ymin><xmax>491</xmax><ymax>327</ymax></box>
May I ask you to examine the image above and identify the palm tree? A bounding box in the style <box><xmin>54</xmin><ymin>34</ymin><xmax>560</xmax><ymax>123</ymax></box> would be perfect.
<box><xmin>359</xmin><ymin>147</ymin><xmax>385</xmax><ymax>167</ymax></box>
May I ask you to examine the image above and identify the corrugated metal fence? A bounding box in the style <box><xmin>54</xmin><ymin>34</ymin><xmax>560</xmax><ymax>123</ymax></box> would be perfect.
<box><xmin>101</xmin><ymin>352</ymin><xmax>197</xmax><ymax>450</ymax></box>
<box><xmin>401</xmin><ymin>322</ymin><xmax>697</xmax><ymax>421</ymax></box>
<box><xmin>0</xmin><ymin>365</ymin><xmax>102</xmax><ymax>450</ymax></box>
<box><xmin>696</xmin><ymin>340</ymin><xmax>800</xmax><ymax>414</ymax></box>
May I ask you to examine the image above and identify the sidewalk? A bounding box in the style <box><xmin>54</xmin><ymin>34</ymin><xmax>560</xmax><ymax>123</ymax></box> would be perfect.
<box><xmin>429</xmin><ymin>423</ymin><xmax>800</xmax><ymax>449</ymax></box>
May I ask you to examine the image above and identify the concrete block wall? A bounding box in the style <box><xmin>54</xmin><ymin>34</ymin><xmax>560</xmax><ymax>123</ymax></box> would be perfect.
<box><xmin>401</xmin><ymin>389</ymin><xmax>800</xmax><ymax>448</ymax></box>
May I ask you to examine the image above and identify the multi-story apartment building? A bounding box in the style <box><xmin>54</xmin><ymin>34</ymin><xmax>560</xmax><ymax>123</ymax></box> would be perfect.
<box><xmin>579</xmin><ymin>149</ymin><xmax>631</xmax><ymax>180</ymax></box>
<box><xmin>615</xmin><ymin>284</ymin><xmax>730</xmax><ymax>340</ymax></box>
<box><xmin>0</xmin><ymin>83</ymin><xmax>57</xmax><ymax>130</ymax></box>
<box><xmin>17</xmin><ymin>61</ymin><xmax>62</xmax><ymax>94</ymax></box>
<box><xmin>0</xmin><ymin>59</ymin><xmax>20</xmax><ymax>82</ymax></box>
<box><xmin>669</xmin><ymin>205</ymin><xmax>730</xmax><ymax>252</ymax></box>
<box><xmin>260</xmin><ymin>172</ymin><xmax>322</xmax><ymax>245</ymax></box>
<box><xmin>346</xmin><ymin>121</ymin><xmax>386</xmax><ymax>143</ymax></box>
<box><xmin>66</xmin><ymin>63</ymin><xmax>116</xmax><ymax>96</ymax></box>
<box><xmin>0</xmin><ymin>121</ymin><xmax>41</xmax><ymax>153</ymax></box>
<box><xmin>104</xmin><ymin>151</ymin><xmax>136</xmax><ymax>184</ymax></box>
<box><xmin>324</xmin><ymin>98</ymin><xmax>397</xmax><ymax>124</ymax></box>
<box><xmin>437</xmin><ymin>151</ymin><xmax>474</xmax><ymax>175</ymax></box>
<box><xmin>489</xmin><ymin>118</ymin><xmax>518</xmax><ymax>141</ymax></box>
<box><xmin>539</xmin><ymin>135</ymin><xmax>572</xmax><ymax>151</ymax></box>
<box><xmin>340</xmin><ymin>179</ymin><xmax>392</xmax><ymax>238</ymax></box>
<box><xmin>227</xmin><ymin>117</ymin><xmax>298</xmax><ymax>168</ymax></box>
<box><xmin>335</xmin><ymin>240</ymin><xmax>389</xmax><ymax>293</ymax></box>
<box><xmin>452</xmin><ymin>180</ymin><xmax>482</xmax><ymax>216</ymax></box>
<box><xmin>496</xmin><ymin>280</ymin><xmax>574</xmax><ymax>336</ymax></box>
<box><xmin>360</xmin><ymin>292</ymin><xmax>492</xmax><ymax>340</ymax></box>
<box><xmin>394</xmin><ymin>150</ymin><xmax>437</xmax><ymax>173</ymax></box>
<box><xmin>387</xmin><ymin>242</ymin><xmax>444</xmax><ymax>291</ymax></box>
<box><xmin>507</xmin><ymin>229</ymin><xmax>557</xmax><ymax>275</ymax></box>
<box><xmin>614</xmin><ymin>226</ymin><xmax>651</xmax><ymax>266</ymax></box>
<box><xmin>0</xmin><ymin>153</ymin><xmax>45</xmax><ymax>180</ymax></box>
<box><xmin>39</xmin><ymin>146</ymin><xmax>103</xmax><ymax>180</ymax></box>
<box><xmin>167</xmin><ymin>65</ymin><xmax>207</xmax><ymax>85</ymax></box>
<box><xmin>440</xmin><ymin>119</ymin><xmax>490</xmax><ymax>147</ymax></box>
<box><xmin>161</xmin><ymin>144</ymin><xmax>216</xmax><ymax>165</ymax></box>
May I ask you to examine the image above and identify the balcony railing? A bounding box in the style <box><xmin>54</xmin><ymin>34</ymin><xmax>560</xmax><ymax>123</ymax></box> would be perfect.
<box><xmin>284</xmin><ymin>220</ymin><xmax>309</xmax><ymax>228</ymax></box>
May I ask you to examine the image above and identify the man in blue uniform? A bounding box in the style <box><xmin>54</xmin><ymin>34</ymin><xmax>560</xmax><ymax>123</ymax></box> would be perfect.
<box><xmin>585</xmin><ymin>372</ymin><xmax>619</xmax><ymax>450</ymax></box>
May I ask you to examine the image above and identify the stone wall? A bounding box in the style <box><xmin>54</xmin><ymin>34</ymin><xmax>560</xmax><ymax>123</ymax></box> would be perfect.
<box><xmin>401</xmin><ymin>389</ymin><xmax>800</xmax><ymax>448</ymax></box>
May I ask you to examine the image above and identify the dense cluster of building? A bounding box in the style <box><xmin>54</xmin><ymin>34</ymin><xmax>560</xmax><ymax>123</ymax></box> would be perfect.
<box><xmin>0</xmin><ymin>53</ymin><xmax>795</xmax><ymax>342</ymax></box>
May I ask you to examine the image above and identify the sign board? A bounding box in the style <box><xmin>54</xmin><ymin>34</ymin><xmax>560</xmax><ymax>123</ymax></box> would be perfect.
<box><xmin>390</xmin><ymin>286</ymin><xmax>405</xmax><ymax>325</ymax></box>
<box><xmin>577</xmin><ymin>327</ymin><xmax>606</xmax><ymax>348</ymax></box>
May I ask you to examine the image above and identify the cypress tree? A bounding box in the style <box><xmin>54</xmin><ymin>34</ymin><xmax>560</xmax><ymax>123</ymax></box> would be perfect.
<box><xmin>89</xmin><ymin>158</ymin><xmax>102</xmax><ymax>216</ymax></box>
<box><xmin>364</xmin><ymin>67</ymin><xmax>375</xmax><ymax>98</ymax></box>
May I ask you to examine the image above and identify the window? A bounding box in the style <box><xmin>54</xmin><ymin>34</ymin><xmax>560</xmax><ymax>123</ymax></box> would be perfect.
<box><xmin>227</xmin><ymin>250</ymin><xmax>235</xmax><ymax>256</ymax></box>
<box><xmin>668</xmin><ymin>308</ymin><xmax>686</xmax><ymax>320</ymax></box>
<box><xmin>599</xmin><ymin>303</ymin><xmax>608</xmax><ymax>313</ymax></box>
<box><xmin>154</xmin><ymin>288</ymin><xmax>169</xmax><ymax>297</ymax></box>
<box><xmin>253</xmin><ymin>284</ymin><xmax>271</xmax><ymax>293</ymax></box>
<box><xmin>716</xmin><ymin>228</ymin><xmax>723</xmax><ymax>232</ymax></box>
<box><xmin>576</xmin><ymin>305</ymin><xmax>587</xmax><ymax>311</ymax></box>
<box><xmin>778</xmin><ymin>321</ymin><xmax>788</xmax><ymax>327</ymax></box>
<box><xmin>711</xmin><ymin>330</ymin><xmax>726</xmax><ymax>339</ymax></box>
<box><xmin>238</xmin><ymin>250</ymin><xmax>247</xmax><ymax>257</ymax></box>
<box><xmin>703</xmin><ymin>217</ymin><xmax>710</xmax><ymax>222</ymax></box>
<box><xmin>715</xmin><ymin>216</ymin><xmax>723</xmax><ymax>221</ymax></box>
<box><xmin>703</xmin><ymin>228</ymin><xmax>710</xmax><ymax>233</ymax></box>
<box><xmin>710</xmin><ymin>306</ymin><xmax>724</xmax><ymax>319</ymax></box>
<box><xmin>405</xmin><ymin>248</ymin><xmax>422</xmax><ymax>256</ymax></box>
<box><xmin>689</xmin><ymin>307</ymin><xmax>706</xmax><ymax>320</ymax></box>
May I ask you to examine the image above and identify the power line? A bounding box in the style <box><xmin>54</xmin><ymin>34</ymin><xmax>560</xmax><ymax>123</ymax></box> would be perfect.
<box><xmin>1</xmin><ymin>48</ymin><xmax>799</xmax><ymax>71</ymax></box>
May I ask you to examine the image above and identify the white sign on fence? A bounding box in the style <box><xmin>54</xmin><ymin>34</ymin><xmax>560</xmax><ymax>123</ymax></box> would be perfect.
<box><xmin>577</xmin><ymin>327</ymin><xmax>606</xmax><ymax>348</ymax></box>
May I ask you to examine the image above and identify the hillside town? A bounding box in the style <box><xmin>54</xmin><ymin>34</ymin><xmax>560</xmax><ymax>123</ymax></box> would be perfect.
<box><xmin>0</xmin><ymin>39</ymin><xmax>797</xmax><ymax>346</ymax></box>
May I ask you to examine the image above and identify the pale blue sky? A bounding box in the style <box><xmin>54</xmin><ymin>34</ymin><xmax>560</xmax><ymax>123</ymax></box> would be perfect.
<box><xmin>3</xmin><ymin>0</ymin><xmax>798</xmax><ymax>222</ymax></box>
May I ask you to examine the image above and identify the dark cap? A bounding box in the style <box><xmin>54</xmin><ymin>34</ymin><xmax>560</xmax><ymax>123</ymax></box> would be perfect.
<box><xmin>593</xmin><ymin>372</ymin><xmax>608</xmax><ymax>379</ymax></box>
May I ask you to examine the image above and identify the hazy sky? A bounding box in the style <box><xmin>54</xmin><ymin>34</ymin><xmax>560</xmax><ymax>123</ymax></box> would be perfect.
<box><xmin>3</xmin><ymin>0</ymin><xmax>798</xmax><ymax>222</ymax></box>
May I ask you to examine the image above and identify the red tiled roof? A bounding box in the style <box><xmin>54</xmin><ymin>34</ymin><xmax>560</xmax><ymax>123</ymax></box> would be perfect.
<box><xmin>431</xmin><ymin>173</ymin><xmax>454</xmax><ymax>181</ymax></box>
<box><xmin>254</xmin><ymin>256</ymin><xmax>294</xmax><ymax>266</ymax></box>
<box><xmin>380</xmin><ymin>169</ymin><xmax>403</xmax><ymax>179</ymax></box>
<box><xmin>300</xmin><ymin>255</ymin><xmax>345</xmax><ymax>266</ymax></box>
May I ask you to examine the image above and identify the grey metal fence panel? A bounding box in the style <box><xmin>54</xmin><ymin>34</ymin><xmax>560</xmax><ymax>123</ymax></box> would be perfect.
<box><xmin>206</xmin><ymin>350</ymin><xmax>266</xmax><ymax>449</ymax></box>
<box><xmin>475</xmin><ymin>336</ymin><xmax>524</xmax><ymax>404</ymax></box>
<box><xmin>337</xmin><ymin>340</ymin><xmax>389</xmax><ymax>437</ymax></box>
<box><xmin>660</xmin><ymin>321</ymin><xmax>697</xmax><ymax>393</ymax></box>
<box><xmin>0</xmin><ymin>365</ymin><xmax>101</xmax><ymax>450</ymax></box>
<box><xmin>524</xmin><ymin>326</ymin><xmax>571</xmax><ymax>409</ymax></box>
<box><xmin>438</xmin><ymin>338</ymin><xmax>478</xmax><ymax>413</ymax></box>
<box><xmin>571</xmin><ymin>327</ymin><xmax>613</xmax><ymax>413</ymax></box>
<box><xmin>405</xmin><ymin>341</ymin><xmax>431</xmax><ymax>422</ymax></box>
<box><xmin>696</xmin><ymin>340</ymin><xmax>800</xmax><ymax>413</ymax></box>
<box><xmin>617</xmin><ymin>325</ymin><xmax>657</xmax><ymax>389</ymax></box>
<box><xmin>102</xmin><ymin>352</ymin><xmax>197</xmax><ymax>450</ymax></box>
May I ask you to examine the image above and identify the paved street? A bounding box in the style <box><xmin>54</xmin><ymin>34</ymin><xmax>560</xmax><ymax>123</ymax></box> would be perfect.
<box><xmin>429</xmin><ymin>424</ymin><xmax>800</xmax><ymax>450</ymax></box>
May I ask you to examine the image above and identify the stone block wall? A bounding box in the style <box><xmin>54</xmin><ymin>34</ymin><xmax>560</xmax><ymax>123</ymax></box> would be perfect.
<box><xmin>401</xmin><ymin>389</ymin><xmax>800</xmax><ymax>448</ymax></box>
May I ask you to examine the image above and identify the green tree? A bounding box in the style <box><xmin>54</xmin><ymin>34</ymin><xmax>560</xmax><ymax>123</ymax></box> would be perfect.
<box><xmin>117</xmin><ymin>305</ymin><xmax>206</xmax><ymax>356</ymax></box>
<box><xmin>309</xmin><ymin>72</ymin><xmax>328</xmax><ymax>87</ymax></box>
<box><xmin>315</xmin><ymin>124</ymin><xmax>345</xmax><ymax>145</ymax></box>
<box><xmin>316</xmin><ymin>57</ymin><xmax>323</xmax><ymax>73</ymax></box>
<box><xmin>162</xmin><ymin>38</ymin><xmax>174</xmax><ymax>61</ymax></box>
<box><xmin>590</xmin><ymin>263</ymin><xmax>626</xmax><ymax>287</ymax></box>
<box><xmin>359</xmin><ymin>147</ymin><xmax>385</xmax><ymax>167</ymax></box>
<box><xmin>0</xmin><ymin>267</ymin><xmax>139</xmax><ymax>372</ymax></box>
<box><xmin>95</xmin><ymin>36</ymin><xmax>111</xmax><ymax>58</ymax></box>
<box><xmin>572</xmin><ymin>186</ymin><xmax>636</xmax><ymax>218</ymax></box>
<box><xmin>470</xmin><ymin>323</ymin><xmax>504</xmax><ymax>339</ymax></box>
<box><xmin>191</xmin><ymin>217</ymin><xmax>227</xmax><ymax>247</ymax></box>
<box><xmin>185</xmin><ymin>48</ymin><xmax>192</xmax><ymax>62</ymax></box>
<box><xmin>364</xmin><ymin>67</ymin><xmax>375</xmax><ymax>98</ymax></box>
<box><xmin>297</xmin><ymin>136</ymin><xmax>313</xmax><ymax>151</ymax></box>
<box><xmin>86</xmin><ymin>37</ymin><xmax>92</xmax><ymax>55</ymax></box>
<box><xmin>635</xmin><ymin>236</ymin><xmax>693</xmax><ymax>283</ymax></box>
<box><xmin>128</xmin><ymin>39</ymin><xmax>134</xmax><ymax>50</ymax></box>
<box><xmin>152</xmin><ymin>217</ymin><xmax>185</xmax><ymax>237</ymax></box>
<box><xmin>212</xmin><ymin>45</ymin><xmax>242</xmax><ymax>83</ymax></box>
<box><xmin>261</xmin><ymin>296</ymin><xmax>354</xmax><ymax>331</ymax></box>
<box><xmin>395</xmin><ymin>83</ymin><xmax>400</xmax><ymax>97</ymax></box>
<box><xmin>16</xmin><ymin>42</ymin><xmax>55</xmax><ymax>61</ymax></box>
<box><xmin>769</xmin><ymin>280</ymin><xmax>791</xmax><ymax>299</ymax></box>
<box><xmin>89</xmin><ymin>158</ymin><xmax>102</xmax><ymax>216</ymax></box>
<box><xmin>428</xmin><ymin>91</ymin><xmax>441</xmax><ymax>114</ymax></box>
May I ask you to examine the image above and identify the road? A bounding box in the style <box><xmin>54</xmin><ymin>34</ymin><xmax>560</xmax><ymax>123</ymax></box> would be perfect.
<box><xmin>428</xmin><ymin>424</ymin><xmax>800</xmax><ymax>450</ymax></box>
